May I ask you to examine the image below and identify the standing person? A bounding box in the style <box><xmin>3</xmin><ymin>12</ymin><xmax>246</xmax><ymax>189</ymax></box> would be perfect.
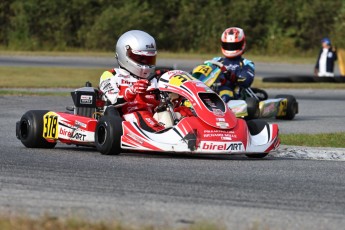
<box><xmin>199</xmin><ymin>27</ymin><xmax>255</xmax><ymax>102</ymax></box>
<box><xmin>314</xmin><ymin>37</ymin><xmax>337</xmax><ymax>77</ymax></box>
<box><xmin>99</xmin><ymin>30</ymin><xmax>165</xmax><ymax>132</ymax></box>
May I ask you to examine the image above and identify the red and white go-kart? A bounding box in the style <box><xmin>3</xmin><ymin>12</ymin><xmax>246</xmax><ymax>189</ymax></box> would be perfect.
<box><xmin>16</xmin><ymin>70</ymin><xmax>280</xmax><ymax>158</ymax></box>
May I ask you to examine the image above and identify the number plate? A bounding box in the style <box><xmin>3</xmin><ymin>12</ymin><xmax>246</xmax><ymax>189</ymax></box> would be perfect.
<box><xmin>43</xmin><ymin>112</ymin><xmax>59</xmax><ymax>139</ymax></box>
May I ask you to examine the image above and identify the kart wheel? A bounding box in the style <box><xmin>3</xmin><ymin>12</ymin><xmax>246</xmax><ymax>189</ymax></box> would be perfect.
<box><xmin>251</xmin><ymin>88</ymin><xmax>268</xmax><ymax>101</ymax></box>
<box><xmin>245</xmin><ymin>119</ymin><xmax>269</xmax><ymax>159</ymax></box>
<box><xmin>245</xmin><ymin>97</ymin><xmax>260</xmax><ymax>120</ymax></box>
<box><xmin>275</xmin><ymin>94</ymin><xmax>298</xmax><ymax>120</ymax></box>
<box><xmin>95</xmin><ymin>115</ymin><xmax>123</xmax><ymax>155</ymax></box>
<box><xmin>17</xmin><ymin>110</ymin><xmax>56</xmax><ymax>148</ymax></box>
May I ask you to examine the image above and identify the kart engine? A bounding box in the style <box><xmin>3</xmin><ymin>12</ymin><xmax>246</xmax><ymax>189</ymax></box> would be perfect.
<box><xmin>71</xmin><ymin>83</ymin><xmax>96</xmax><ymax>118</ymax></box>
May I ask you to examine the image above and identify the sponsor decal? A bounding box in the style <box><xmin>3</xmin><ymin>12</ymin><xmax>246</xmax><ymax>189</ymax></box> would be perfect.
<box><xmin>59</xmin><ymin>128</ymin><xmax>86</xmax><ymax>141</ymax></box>
<box><xmin>203</xmin><ymin>133</ymin><xmax>236</xmax><ymax>139</ymax></box>
<box><xmin>263</xmin><ymin>103</ymin><xmax>276</xmax><ymax>115</ymax></box>
<box><xmin>216</xmin><ymin>122</ymin><xmax>229</xmax><ymax>128</ymax></box>
<box><xmin>126</xmin><ymin>133</ymin><xmax>144</xmax><ymax>144</ymax></box>
<box><xmin>212</xmin><ymin>109</ymin><xmax>225</xmax><ymax>117</ymax></box>
<box><xmin>80</xmin><ymin>95</ymin><xmax>93</xmax><ymax>104</ymax></box>
<box><xmin>196</xmin><ymin>82</ymin><xmax>206</xmax><ymax>88</ymax></box>
<box><xmin>146</xmin><ymin>43</ymin><xmax>155</xmax><ymax>49</ymax></box>
<box><xmin>121</xmin><ymin>79</ymin><xmax>131</xmax><ymax>85</ymax></box>
<box><xmin>204</xmin><ymin>129</ymin><xmax>235</xmax><ymax>134</ymax></box>
<box><xmin>145</xmin><ymin>117</ymin><xmax>156</xmax><ymax>126</ymax></box>
<box><xmin>216</xmin><ymin>118</ymin><xmax>225</xmax><ymax>122</ymax></box>
<box><xmin>75</xmin><ymin>120</ymin><xmax>87</xmax><ymax>128</ymax></box>
<box><xmin>200</xmin><ymin>141</ymin><xmax>243</xmax><ymax>151</ymax></box>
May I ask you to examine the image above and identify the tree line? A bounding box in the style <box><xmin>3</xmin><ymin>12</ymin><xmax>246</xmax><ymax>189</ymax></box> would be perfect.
<box><xmin>0</xmin><ymin>0</ymin><xmax>344</xmax><ymax>55</ymax></box>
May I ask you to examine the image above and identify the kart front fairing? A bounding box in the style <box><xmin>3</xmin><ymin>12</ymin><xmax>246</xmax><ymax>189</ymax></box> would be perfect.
<box><xmin>157</xmin><ymin>70</ymin><xmax>237</xmax><ymax>129</ymax></box>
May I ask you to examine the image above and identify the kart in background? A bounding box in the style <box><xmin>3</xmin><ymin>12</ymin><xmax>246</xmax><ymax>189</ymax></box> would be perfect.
<box><xmin>192</xmin><ymin>60</ymin><xmax>298</xmax><ymax>120</ymax></box>
<box><xmin>16</xmin><ymin>70</ymin><xmax>280</xmax><ymax>158</ymax></box>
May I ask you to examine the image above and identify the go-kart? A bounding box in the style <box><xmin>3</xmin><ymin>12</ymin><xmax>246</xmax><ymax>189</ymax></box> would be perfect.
<box><xmin>192</xmin><ymin>60</ymin><xmax>299</xmax><ymax>120</ymax></box>
<box><xmin>16</xmin><ymin>70</ymin><xmax>280</xmax><ymax>158</ymax></box>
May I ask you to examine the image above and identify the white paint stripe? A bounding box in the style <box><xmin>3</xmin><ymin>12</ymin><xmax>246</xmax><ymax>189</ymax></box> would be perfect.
<box><xmin>272</xmin><ymin>145</ymin><xmax>345</xmax><ymax>161</ymax></box>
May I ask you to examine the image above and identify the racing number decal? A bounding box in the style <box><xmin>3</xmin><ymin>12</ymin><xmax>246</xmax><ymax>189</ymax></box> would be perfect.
<box><xmin>193</xmin><ymin>65</ymin><xmax>212</xmax><ymax>76</ymax></box>
<box><xmin>169</xmin><ymin>74</ymin><xmax>195</xmax><ymax>87</ymax></box>
<box><xmin>277</xmin><ymin>99</ymin><xmax>288</xmax><ymax>117</ymax></box>
<box><xmin>43</xmin><ymin>112</ymin><xmax>58</xmax><ymax>139</ymax></box>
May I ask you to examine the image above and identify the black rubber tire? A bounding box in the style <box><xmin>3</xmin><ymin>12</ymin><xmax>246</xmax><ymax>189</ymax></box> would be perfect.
<box><xmin>262</xmin><ymin>77</ymin><xmax>292</xmax><ymax>83</ymax></box>
<box><xmin>245</xmin><ymin>97</ymin><xmax>260</xmax><ymax>120</ymax></box>
<box><xmin>334</xmin><ymin>76</ymin><xmax>345</xmax><ymax>83</ymax></box>
<box><xmin>290</xmin><ymin>76</ymin><xmax>314</xmax><ymax>83</ymax></box>
<box><xmin>17</xmin><ymin>110</ymin><xmax>57</xmax><ymax>148</ymax></box>
<box><xmin>313</xmin><ymin>77</ymin><xmax>336</xmax><ymax>83</ymax></box>
<box><xmin>275</xmin><ymin>94</ymin><xmax>298</xmax><ymax>120</ymax></box>
<box><xmin>245</xmin><ymin>119</ymin><xmax>269</xmax><ymax>159</ymax></box>
<box><xmin>95</xmin><ymin>115</ymin><xmax>123</xmax><ymax>155</ymax></box>
<box><xmin>251</xmin><ymin>88</ymin><xmax>268</xmax><ymax>101</ymax></box>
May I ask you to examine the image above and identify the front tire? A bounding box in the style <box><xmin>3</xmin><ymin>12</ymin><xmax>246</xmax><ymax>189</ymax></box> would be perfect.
<box><xmin>245</xmin><ymin>97</ymin><xmax>260</xmax><ymax>120</ymax></box>
<box><xmin>95</xmin><ymin>115</ymin><xmax>123</xmax><ymax>155</ymax></box>
<box><xmin>17</xmin><ymin>110</ymin><xmax>56</xmax><ymax>148</ymax></box>
<box><xmin>251</xmin><ymin>88</ymin><xmax>268</xmax><ymax>101</ymax></box>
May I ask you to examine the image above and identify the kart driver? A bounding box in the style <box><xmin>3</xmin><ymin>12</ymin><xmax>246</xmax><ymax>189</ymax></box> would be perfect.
<box><xmin>99</xmin><ymin>30</ymin><xmax>165</xmax><ymax>132</ymax></box>
<box><xmin>207</xmin><ymin>27</ymin><xmax>255</xmax><ymax>102</ymax></box>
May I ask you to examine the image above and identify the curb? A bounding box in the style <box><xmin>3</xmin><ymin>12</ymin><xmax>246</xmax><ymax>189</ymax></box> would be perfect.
<box><xmin>272</xmin><ymin>145</ymin><xmax>345</xmax><ymax>161</ymax></box>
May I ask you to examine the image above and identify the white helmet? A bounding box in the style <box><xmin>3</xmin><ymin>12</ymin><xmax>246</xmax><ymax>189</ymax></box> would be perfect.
<box><xmin>116</xmin><ymin>30</ymin><xmax>157</xmax><ymax>78</ymax></box>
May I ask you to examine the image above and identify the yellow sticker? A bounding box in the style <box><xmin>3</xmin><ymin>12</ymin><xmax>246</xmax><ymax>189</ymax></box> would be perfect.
<box><xmin>277</xmin><ymin>99</ymin><xmax>288</xmax><ymax>117</ymax></box>
<box><xmin>43</xmin><ymin>112</ymin><xmax>59</xmax><ymax>139</ymax></box>
<box><xmin>169</xmin><ymin>74</ymin><xmax>194</xmax><ymax>87</ymax></box>
<box><xmin>193</xmin><ymin>65</ymin><xmax>213</xmax><ymax>76</ymax></box>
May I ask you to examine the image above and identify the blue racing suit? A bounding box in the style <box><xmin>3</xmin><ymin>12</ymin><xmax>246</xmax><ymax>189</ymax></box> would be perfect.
<box><xmin>210</xmin><ymin>56</ymin><xmax>255</xmax><ymax>102</ymax></box>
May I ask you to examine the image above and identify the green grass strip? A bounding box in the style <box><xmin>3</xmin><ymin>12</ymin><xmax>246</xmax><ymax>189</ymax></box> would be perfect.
<box><xmin>0</xmin><ymin>66</ymin><xmax>102</xmax><ymax>88</ymax></box>
<box><xmin>1</xmin><ymin>66</ymin><xmax>345</xmax><ymax>90</ymax></box>
<box><xmin>280</xmin><ymin>133</ymin><xmax>345</xmax><ymax>148</ymax></box>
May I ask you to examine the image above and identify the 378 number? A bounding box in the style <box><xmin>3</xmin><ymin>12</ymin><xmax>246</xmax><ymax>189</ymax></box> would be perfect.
<box><xmin>43</xmin><ymin>114</ymin><xmax>58</xmax><ymax>139</ymax></box>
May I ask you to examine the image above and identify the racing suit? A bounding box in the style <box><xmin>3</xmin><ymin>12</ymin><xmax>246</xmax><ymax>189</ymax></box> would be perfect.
<box><xmin>99</xmin><ymin>68</ymin><xmax>164</xmax><ymax>132</ymax></box>
<box><xmin>211</xmin><ymin>56</ymin><xmax>255</xmax><ymax>102</ymax></box>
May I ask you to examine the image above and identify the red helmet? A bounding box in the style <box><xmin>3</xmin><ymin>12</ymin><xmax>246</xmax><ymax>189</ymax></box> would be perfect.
<box><xmin>221</xmin><ymin>27</ymin><xmax>246</xmax><ymax>58</ymax></box>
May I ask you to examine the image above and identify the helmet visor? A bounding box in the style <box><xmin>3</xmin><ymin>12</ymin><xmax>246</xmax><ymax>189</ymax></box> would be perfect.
<box><xmin>221</xmin><ymin>41</ymin><xmax>244</xmax><ymax>51</ymax></box>
<box><xmin>127</xmin><ymin>47</ymin><xmax>156</xmax><ymax>66</ymax></box>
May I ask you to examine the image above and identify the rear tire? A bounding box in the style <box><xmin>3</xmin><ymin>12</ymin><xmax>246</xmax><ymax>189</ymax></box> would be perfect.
<box><xmin>275</xmin><ymin>94</ymin><xmax>298</xmax><ymax>120</ymax></box>
<box><xmin>95</xmin><ymin>115</ymin><xmax>123</xmax><ymax>155</ymax></box>
<box><xmin>17</xmin><ymin>110</ymin><xmax>56</xmax><ymax>148</ymax></box>
<box><xmin>245</xmin><ymin>97</ymin><xmax>260</xmax><ymax>120</ymax></box>
<box><xmin>245</xmin><ymin>119</ymin><xmax>269</xmax><ymax>159</ymax></box>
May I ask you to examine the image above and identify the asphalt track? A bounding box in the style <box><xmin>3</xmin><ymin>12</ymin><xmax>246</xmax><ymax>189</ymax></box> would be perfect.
<box><xmin>1</xmin><ymin>56</ymin><xmax>345</xmax><ymax>229</ymax></box>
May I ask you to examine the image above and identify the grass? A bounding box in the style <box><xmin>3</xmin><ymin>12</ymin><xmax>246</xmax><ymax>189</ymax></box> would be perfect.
<box><xmin>0</xmin><ymin>215</ymin><xmax>223</xmax><ymax>230</ymax></box>
<box><xmin>1</xmin><ymin>66</ymin><xmax>345</xmax><ymax>91</ymax></box>
<box><xmin>280</xmin><ymin>132</ymin><xmax>345</xmax><ymax>148</ymax></box>
<box><xmin>252</xmin><ymin>78</ymin><xmax>345</xmax><ymax>89</ymax></box>
<box><xmin>0</xmin><ymin>66</ymin><xmax>102</xmax><ymax>88</ymax></box>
